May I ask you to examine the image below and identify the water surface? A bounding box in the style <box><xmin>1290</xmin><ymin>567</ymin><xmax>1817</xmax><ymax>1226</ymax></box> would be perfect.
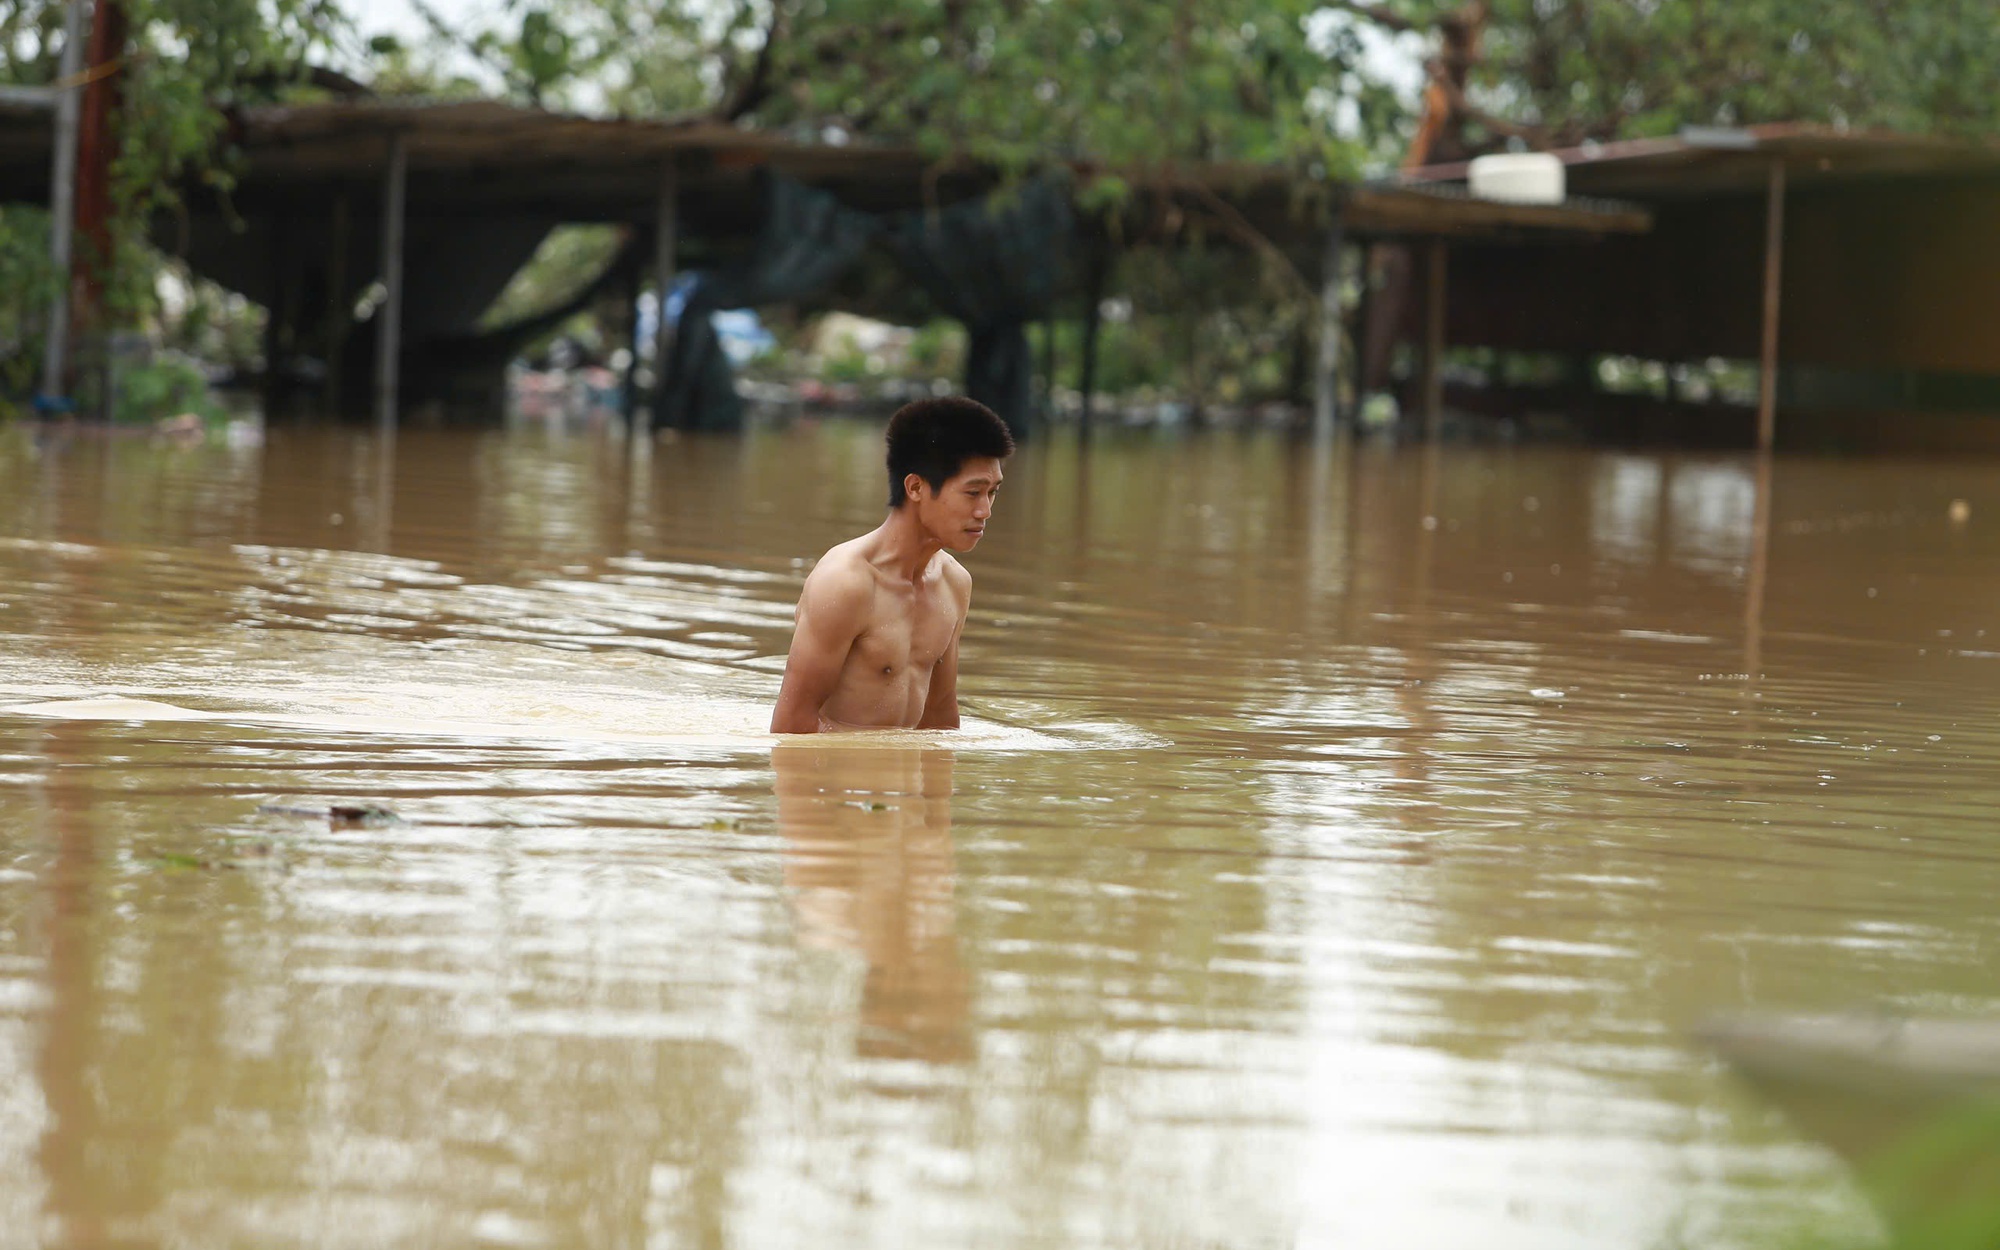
<box><xmin>5</xmin><ymin>417</ymin><xmax>2000</xmax><ymax>1248</ymax></box>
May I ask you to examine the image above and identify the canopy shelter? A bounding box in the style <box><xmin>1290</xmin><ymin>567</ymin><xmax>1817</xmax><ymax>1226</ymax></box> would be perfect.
<box><xmin>1</xmin><ymin>96</ymin><xmax>1649</xmax><ymax>431</ymax></box>
<box><xmin>1401</xmin><ymin>124</ymin><xmax>2000</xmax><ymax>448</ymax></box>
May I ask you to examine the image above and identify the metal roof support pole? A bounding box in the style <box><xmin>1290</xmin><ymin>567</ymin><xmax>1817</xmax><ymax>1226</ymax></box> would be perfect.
<box><xmin>324</xmin><ymin>193</ymin><xmax>350</xmax><ymax>417</ymax></box>
<box><xmin>373</xmin><ymin>131</ymin><xmax>407</xmax><ymax>435</ymax></box>
<box><xmin>617</xmin><ymin>258</ymin><xmax>641</xmax><ymax>423</ymax></box>
<box><xmin>650</xmin><ymin>158</ymin><xmax>678</xmax><ymax>432</ymax></box>
<box><xmin>1352</xmin><ymin>245</ymin><xmax>1376</xmax><ymax>397</ymax></box>
<box><xmin>1078</xmin><ymin>242</ymin><xmax>1110</xmax><ymax>429</ymax></box>
<box><xmin>1312</xmin><ymin>212</ymin><xmax>1347</xmax><ymax>440</ymax></box>
<box><xmin>39</xmin><ymin>0</ymin><xmax>87</xmax><ymax>405</ymax></box>
<box><xmin>1038</xmin><ymin>317</ymin><xmax>1056</xmax><ymax>421</ymax></box>
<box><xmin>1757</xmin><ymin>158</ymin><xmax>1786</xmax><ymax>452</ymax></box>
<box><xmin>1422</xmin><ymin>238</ymin><xmax>1447</xmax><ymax>440</ymax></box>
<box><xmin>263</xmin><ymin>209</ymin><xmax>292</xmax><ymax>413</ymax></box>
<box><xmin>1743</xmin><ymin>448</ymin><xmax>1772</xmax><ymax>682</ymax></box>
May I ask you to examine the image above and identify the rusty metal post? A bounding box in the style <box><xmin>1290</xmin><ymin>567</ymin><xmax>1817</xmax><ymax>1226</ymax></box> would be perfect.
<box><xmin>69</xmin><ymin>0</ymin><xmax>125</xmax><ymax>397</ymax></box>
<box><xmin>39</xmin><ymin>0</ymin><xmax>86</xmax><ymax>404</ymax></box>
<box><xmin>1757</xmin><ymin>158</ymin><xmax>1786</xmax><ymax>452</ymax></box>
<box><xmin>1421</xmin><ymin>238</ymin><xmax>1447</xmax><ymax>439</ymax></box>
<box><xmin>373</xmin><ymin>131</ymin><xmax>407</xmax><ymax>434</ymax></box>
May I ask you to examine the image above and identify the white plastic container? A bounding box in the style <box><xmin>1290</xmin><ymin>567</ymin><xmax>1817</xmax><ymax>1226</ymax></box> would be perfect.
<box><xmin>1467</xmin><ymin>152</ymin><xmax>1566</xmax><ymax>205</ymax></box>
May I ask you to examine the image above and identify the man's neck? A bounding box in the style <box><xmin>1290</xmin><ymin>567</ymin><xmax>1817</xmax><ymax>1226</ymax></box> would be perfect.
<box><xmin>869</xmin><ymin>507</ymin><xmax>942</xmax><ymax>582</ymax></box>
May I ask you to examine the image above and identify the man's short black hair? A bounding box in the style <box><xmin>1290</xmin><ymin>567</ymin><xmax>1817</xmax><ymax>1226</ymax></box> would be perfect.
<box><xmin>885</xmin><ymin>396</ymin><xmax>1015</xmax><ymax>507</ymax></box>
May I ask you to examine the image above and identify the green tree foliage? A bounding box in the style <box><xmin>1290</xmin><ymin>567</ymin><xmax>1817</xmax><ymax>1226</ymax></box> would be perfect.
<box><xmin>1</xmin><ymin>0</ymin><xmax>345</xmax><ymax>325</ymax></box>
<box><xmin>374</xmin><ymin>0</ymin><xmax>2000</xmax><ymax>169</ymax></box>
<box><xmin>0</xmin><ymin>208</ymin><xmax>57</xmax><ymax>404</ymax></box>
<box><xmin>383</xmin><ymin>1</ymin><xmax>1375</xmax><ymax>176</ymax></box>
<box><xmin>727</xmin><ymin>0</ymin><xmax>1361</xmax><ymax>173</ymax></box>
<box><xmin>0</xmin><ymin>0</ymin><xmax>344</xmax><ymax>412</ymax></box>
<box><xmin>398</xmin><ymin>0</ymin><xmax>641</xmax><ymax>104</ymax></box>
<box><xmin>111</xmin><ymin>0</ymin><xmax>347</xmax><ymax>306</ymax></box>
<box><xmin>480</xmin><ymin>225</ymin><xmax>628</xmax><ymax>332</ymax></box>
<box><xmin>1490</xmin><ymin>0</ymin><xmax>2000</xmax><ymax>142</ymax></box>
<box><xmin>1327</xmin><ymin>0</ymin><xmax>2000</xmax><ymax>161</ymax></box>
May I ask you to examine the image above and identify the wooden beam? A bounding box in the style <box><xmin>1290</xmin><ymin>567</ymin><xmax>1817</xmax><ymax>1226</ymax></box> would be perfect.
<box><xmin>1422</xmin><ymin>238</ymin><xmax>1447</xmax><ymax>438</ymax></box>
<box><xmin>373</xmin><ymin>131</ymin><xmax>408</xmax><ymax>434</ymax></box>
<box><xmin>1757</xmin><ymin>158</ymin><xmax>1786</xmax><ymax>452</ymax></box>
<box><xmin>1312</xmin><ymin>215</ymin><xmax>1346</xmax><ymax>439</ymax></box>
<box><xmin>650</xmin><ymin>158</ymin><xmax>678</xmax><ymax>429</ymax></box>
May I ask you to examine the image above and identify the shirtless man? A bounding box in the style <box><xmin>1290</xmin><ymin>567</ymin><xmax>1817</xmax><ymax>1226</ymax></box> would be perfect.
<box><xmin>770</xmin><ymin>397</ymin><xmax>1014</xmax><ymax>733</ymax></box>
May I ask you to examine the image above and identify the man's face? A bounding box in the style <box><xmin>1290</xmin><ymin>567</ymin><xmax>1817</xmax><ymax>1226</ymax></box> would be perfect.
<box><xmin>910</xmin><ymin>457</ymin><xmax>1004</xmax><ymax>552</ymax></box>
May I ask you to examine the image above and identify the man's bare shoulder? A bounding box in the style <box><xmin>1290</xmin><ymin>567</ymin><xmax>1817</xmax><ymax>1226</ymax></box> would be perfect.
<box><xmin>934</xmin><ymin>552</ymin><xmax>972</xmax><ymax>602</ymax></box>
<box><xmin>806</xmin><ymin>535</ymin><xmax>876</xmax><ymax>579</ymax></box>
<box><xmin>798</xmin><ymin>539</ymin><xmax>878</xmax><ymax>611</ymax></box>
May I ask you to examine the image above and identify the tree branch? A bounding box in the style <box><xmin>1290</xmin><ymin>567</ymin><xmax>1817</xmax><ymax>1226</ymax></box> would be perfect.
<box><xmin>1317</xmin><ymin>0</ymin><xmax>1421</xmax><ymax>35</ymax></box>
<box><xmin>1167</xmin><ymin>179</ymin><xmax>1314</xmax><ymax>300</ymax></box>
<box><xmin>717</xmin><ymin>1</ymin><xmax>788</xmax><ymax>121</ymax></box>
<box><xmin>736</xmin><ymin>10</ymin><xmax>921</xmax><ymax>126</ymax></box>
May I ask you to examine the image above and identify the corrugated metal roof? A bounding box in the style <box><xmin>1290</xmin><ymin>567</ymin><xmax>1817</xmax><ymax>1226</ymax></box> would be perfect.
<box><xmin>0</xmin><ymin>95</ymin><xmax>1650</xmax><ymax>242</ymax></box>
<box><xmin>1401</xmin><ymin>123</ymin><xmax>2000</xmax><ymax>200</ymax></box>
<box><xmin>1349</xmin><ymin>181</ymin><xmax>1648</xmax><ymax>237</ymax></box>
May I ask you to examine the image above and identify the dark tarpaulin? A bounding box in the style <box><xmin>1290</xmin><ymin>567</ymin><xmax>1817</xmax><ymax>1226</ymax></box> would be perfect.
<box><xmin>656</xmin><ymin>171</ymin><xmax>1076</xmax><ymax>434</ymax></box>
<box><xmin>885</xmin><ymin>176</ymin><xmax>1075</xmax><ymax>436</ymax></box>
<box><xmin>655</xmin><ymin>171</ymin><xmax>881</xmax><ymax>431</ymax></box>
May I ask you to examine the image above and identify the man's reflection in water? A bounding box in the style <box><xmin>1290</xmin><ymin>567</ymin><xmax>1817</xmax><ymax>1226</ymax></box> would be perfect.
<box><xmin>772</xmin><ymin>744</ymin><xmax>970</xmax><ymax>1063</ymax></box>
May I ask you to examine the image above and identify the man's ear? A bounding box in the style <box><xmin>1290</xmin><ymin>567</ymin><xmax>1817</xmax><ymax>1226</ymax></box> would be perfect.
<box><xmin>904</xmin><ymin>472</ymin><xmax>927</xmax><ymax>502</ymax></box>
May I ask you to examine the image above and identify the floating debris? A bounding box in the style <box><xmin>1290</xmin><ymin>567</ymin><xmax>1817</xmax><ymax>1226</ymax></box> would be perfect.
<box><xmin>257</xmin><ymin>800</ymin><xmax>402</xmax><ymax>828</ymax></box>
<box><xmin>1950</xmin><ymin>498</ymin><xmax>1972</xmax><ymax>525</ymax></box>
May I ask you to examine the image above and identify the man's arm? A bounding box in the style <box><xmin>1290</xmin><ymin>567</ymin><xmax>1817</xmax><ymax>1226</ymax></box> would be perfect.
<box><xmin>916</xmin><ymin>562</ymin><xmax>972</xmax><ymax>730</ymax></box>
<box><xmin>916</xmin><ymin>633</ymin><xmax>961</xmax><ymax>729</ymax></box>
<box><xmin>770</xmin><ymin>565</ymin><xmax>871</xmax><ymax>733</ymax></box>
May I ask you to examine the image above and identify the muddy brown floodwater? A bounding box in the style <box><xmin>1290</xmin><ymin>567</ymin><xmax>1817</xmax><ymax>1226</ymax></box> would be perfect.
<box><xmin>4</xmin><ymin>416</ymin><xmax>2000</xmax><ymax>1248</ymax></box>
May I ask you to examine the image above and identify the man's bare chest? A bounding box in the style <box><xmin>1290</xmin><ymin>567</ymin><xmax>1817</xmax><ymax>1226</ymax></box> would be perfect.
<box><xmin>849</xmin><ymin>582</ymin><xmax>956</xmax><ymax>672</ymax></box>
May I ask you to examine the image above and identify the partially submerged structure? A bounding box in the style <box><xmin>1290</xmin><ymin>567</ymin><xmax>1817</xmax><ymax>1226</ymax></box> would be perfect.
<box><xmin>2</xmin><ymin>96</ymin><xmax>1647</xmax><ymax>432</ymax></box>
<box><xmin>1403</xmin><ymin>124</ymin><xmax>2000</xmax><ymax>448</ymax></box>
